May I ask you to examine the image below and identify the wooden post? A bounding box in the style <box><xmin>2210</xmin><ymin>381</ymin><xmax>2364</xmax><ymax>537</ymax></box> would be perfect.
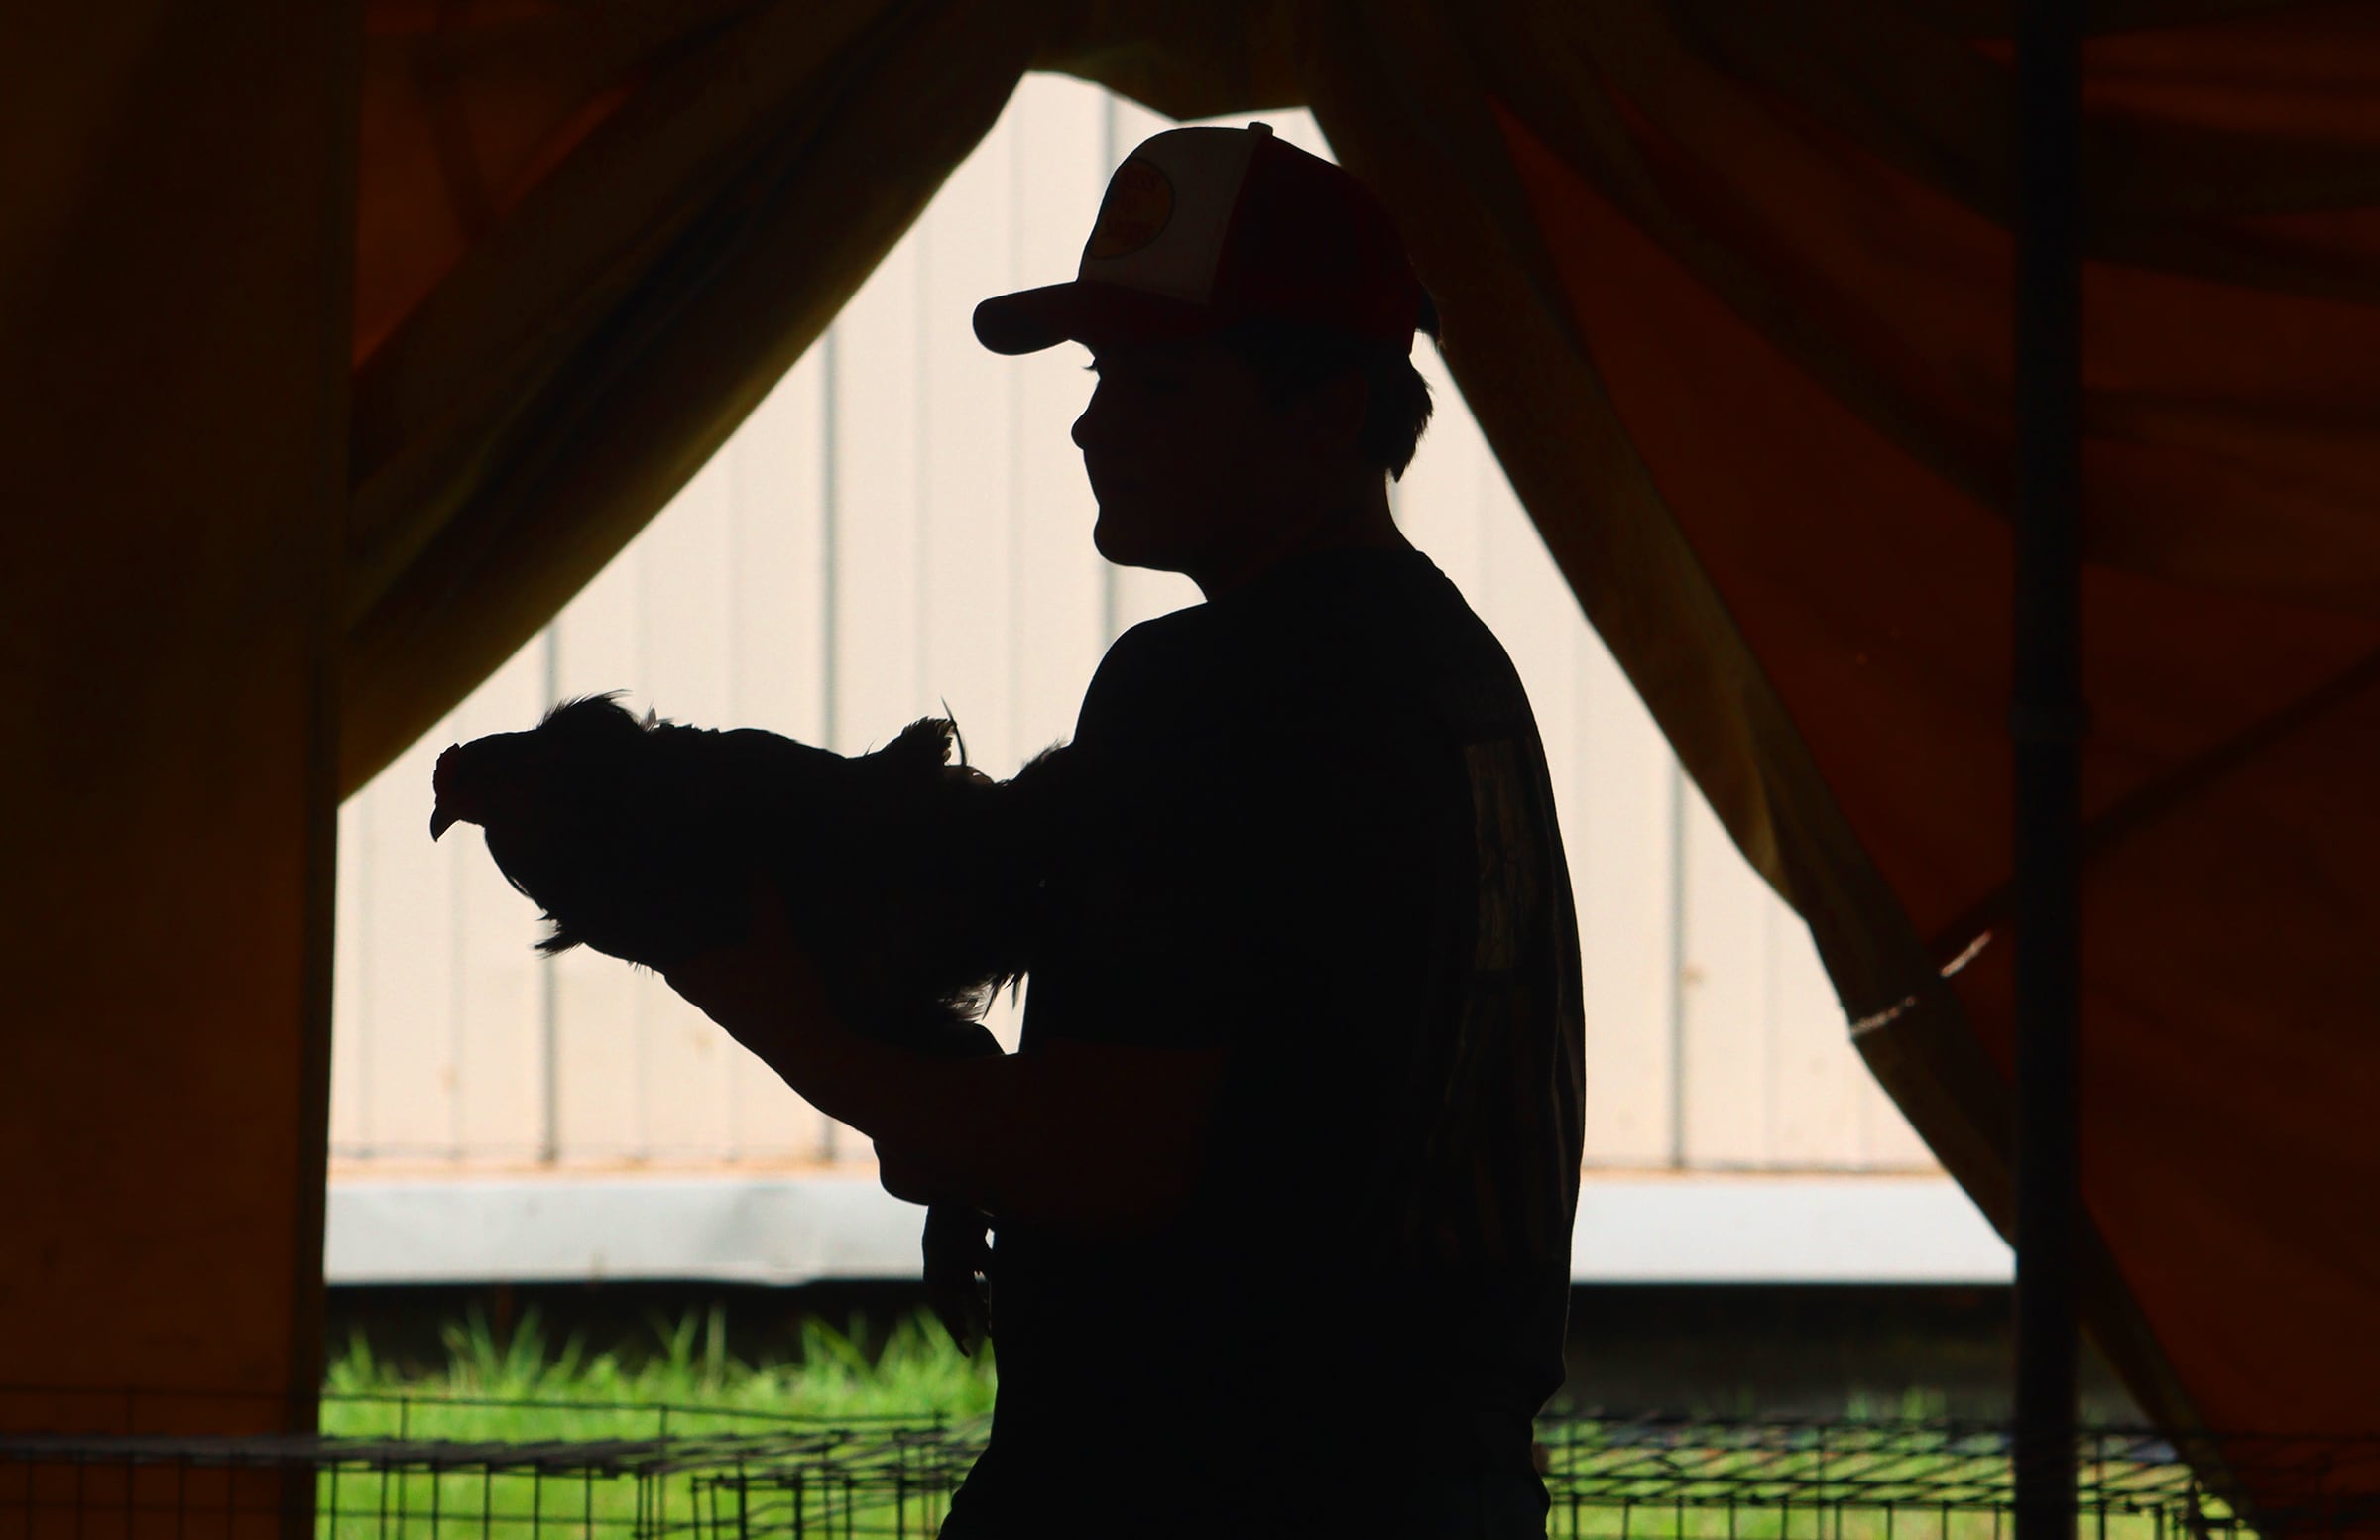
<box><xmin>0</xmin><ymin>9</ymin><xmax>355</xmax><ymax>1537</ymax></box>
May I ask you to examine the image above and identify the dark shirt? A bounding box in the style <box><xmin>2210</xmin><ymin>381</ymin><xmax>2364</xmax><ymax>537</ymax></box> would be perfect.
<box><xmin>945</xmin><ymin>548</ymin><xmax>1585</xmax><ymax>1538</ymax></box>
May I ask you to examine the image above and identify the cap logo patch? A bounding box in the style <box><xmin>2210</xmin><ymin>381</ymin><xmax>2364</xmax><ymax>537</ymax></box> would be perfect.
<box><xmin>1086</xmin><ymin>159</ymin><xmax>1173</xmax><ymax>260</ymax></box>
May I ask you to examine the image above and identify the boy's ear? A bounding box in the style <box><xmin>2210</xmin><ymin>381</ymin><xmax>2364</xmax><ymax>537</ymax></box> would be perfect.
<box><xmin>1288</xmin><ymin>367</ymin><xmax>1368</xmax><ymax>454</ymax></box>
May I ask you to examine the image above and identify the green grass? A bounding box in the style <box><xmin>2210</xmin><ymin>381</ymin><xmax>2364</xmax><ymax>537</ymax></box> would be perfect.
<box><xmin>322</xmin><ymin>1302</ymin><xmax>998</xmax><ymax>1431</ymax></box>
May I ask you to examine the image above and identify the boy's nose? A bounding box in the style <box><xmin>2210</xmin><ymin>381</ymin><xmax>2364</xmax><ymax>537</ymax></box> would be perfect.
<box><xmin>1070</xmin><ymin>391</ymin><xmax>1105</xmax><ymax>452</ymax></box>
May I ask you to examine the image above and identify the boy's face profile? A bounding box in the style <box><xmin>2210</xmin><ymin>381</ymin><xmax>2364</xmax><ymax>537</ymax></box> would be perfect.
<box><xmin>1071</xmin><ymin>335</ymin><xmax>1368</xmax><ymax>591</ymax></box>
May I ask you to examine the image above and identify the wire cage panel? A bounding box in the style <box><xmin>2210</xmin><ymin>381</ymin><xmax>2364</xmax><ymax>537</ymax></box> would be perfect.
<box><xmin>4</xmin><ymin>1401</ymin><xmax>2372</xmax><ymax>1540</ymax></box>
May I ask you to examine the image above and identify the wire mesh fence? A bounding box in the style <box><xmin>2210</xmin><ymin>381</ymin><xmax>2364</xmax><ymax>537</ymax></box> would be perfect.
<box><xmin>1524</xmin><ymin>1418</ymin><xmax>2365</xmax><ymax>1540</ymax></box>
<box><xmin>3</xmin><ymin>1394</ymin><xmax>2373</xmax><ymax>1540</ymax></box>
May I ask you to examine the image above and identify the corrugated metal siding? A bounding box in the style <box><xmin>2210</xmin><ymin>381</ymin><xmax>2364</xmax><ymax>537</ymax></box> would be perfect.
<box><xmin>329</xmin><ymin>79</ymin><xmax>1935</xmax><ymax>1174</ymax></box>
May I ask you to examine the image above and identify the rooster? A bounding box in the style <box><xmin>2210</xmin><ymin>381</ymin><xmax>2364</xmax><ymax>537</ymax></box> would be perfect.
<box><xmin>429</xmin><ymin>693</ymin><xmax>1064</xmax><ymax>1351</ymax></box>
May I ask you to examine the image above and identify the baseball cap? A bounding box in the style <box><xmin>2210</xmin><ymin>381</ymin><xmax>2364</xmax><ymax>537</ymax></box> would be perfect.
<box><xmin>973</xmin><ymin>121</ymin><xmax>1438</xmax><ymax>357</ymax></box>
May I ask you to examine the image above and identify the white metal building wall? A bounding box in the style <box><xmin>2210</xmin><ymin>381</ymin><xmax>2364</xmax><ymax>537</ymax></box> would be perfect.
<box><xmin>328</xmin><ymin>78</ymin><xmax>1937</xmax><ymax>1179</ymax></box>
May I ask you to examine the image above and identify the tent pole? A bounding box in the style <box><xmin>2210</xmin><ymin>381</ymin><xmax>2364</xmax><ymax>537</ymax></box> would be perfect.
<box><xmin>2013</xmin><ymin>5</ymin><xmax>2084</xmax><ymax>1540</ymax></box>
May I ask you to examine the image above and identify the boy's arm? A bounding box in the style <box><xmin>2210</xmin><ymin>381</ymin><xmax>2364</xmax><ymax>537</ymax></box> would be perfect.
<box><xmin>665</xmin><ymin>888</ymin><xmax>1221</xmax><ymax>1230</ymax></box>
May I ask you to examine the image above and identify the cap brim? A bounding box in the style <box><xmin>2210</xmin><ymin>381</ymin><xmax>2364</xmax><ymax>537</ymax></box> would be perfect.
<box><xmin>972</xmin><ymin>281</ymin><xmax>1219</xmax><ymax>356</ymax></box>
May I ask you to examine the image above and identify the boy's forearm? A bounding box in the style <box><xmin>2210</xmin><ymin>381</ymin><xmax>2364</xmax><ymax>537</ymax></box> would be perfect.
<box><xmin>676</xmin><ymin>977</ymin><xmax>993</xmax><ymax>1155</ymax></box>
<box><xmin>738</xmin><ymin>1014</ymin><xmax>1214</xmax><ymax>1226</ymax></box>
<box><xmin>666</xmin><ymin>951</ymin><xmax>1220</xmax><ymax>1226</ymax></box>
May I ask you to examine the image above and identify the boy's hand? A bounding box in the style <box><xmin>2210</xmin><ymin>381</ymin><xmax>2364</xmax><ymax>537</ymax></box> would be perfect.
<box><xmin>922</xmin><ymin>1201</ymin><xmax>995</xmax><ymax>1356</ymax></box>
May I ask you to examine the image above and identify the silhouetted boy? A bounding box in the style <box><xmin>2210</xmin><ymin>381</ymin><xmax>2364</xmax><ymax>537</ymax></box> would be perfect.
<box><xmin>669</xmin><ymin>122</ymin><xmax>1584</xmax><ymax>1538</ymax></box>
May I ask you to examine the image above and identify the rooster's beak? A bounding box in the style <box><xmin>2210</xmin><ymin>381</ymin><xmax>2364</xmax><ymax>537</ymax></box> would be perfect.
<box><xmin>429</xmin><ymin>743</ymin><xmax>465</xmax><ymax>840</ymax></box>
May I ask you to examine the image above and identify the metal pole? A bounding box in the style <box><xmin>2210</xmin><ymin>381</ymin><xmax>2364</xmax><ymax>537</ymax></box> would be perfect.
<box><xmin>539</xmin><ymin>622</ymin><xmax>562</xmax><ymax>1166</ymax></box>
<box><xmin>2013</xmin><ymin>5</ymin><xmax>2084</xmax><ymax>1540</ymax></box>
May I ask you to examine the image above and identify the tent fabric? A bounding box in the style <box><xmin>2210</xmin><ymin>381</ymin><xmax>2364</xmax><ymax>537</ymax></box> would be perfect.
<box><xmin>13</xmin><ymin>0</ymin><xmax>2352</xmax><ymax>1510</ymax></box>
<box><xmin>2</xmin><ymin>0</ymin><xmax>353</xmax><ymax>1448</ymax></box>
<box><xmin>343</xmin><ymin>0</ymin><xmax>1038</xmax><ymax>794</ymax></box>
<box><xmin>1304</xmin><ymin>12</ymin><xmax>2380</xmax><ymax>1511</ymax></box>
<box><xmin>1435</xmin><ymin>0</ymin><xmax>2380</xmax><ymax>1445</ymax></box>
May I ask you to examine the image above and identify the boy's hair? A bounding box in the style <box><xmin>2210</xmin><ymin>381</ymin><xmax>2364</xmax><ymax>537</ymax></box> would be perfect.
<box><xmin>1216</xmin><ymin>319</ymin><xmax>1437</xmax><ymax>481</ymax></box>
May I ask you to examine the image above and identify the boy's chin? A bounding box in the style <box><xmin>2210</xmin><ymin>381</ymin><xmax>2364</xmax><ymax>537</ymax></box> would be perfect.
<box><xmin>1091</xmin><ymin>514</ymin><xmax>1187</xmax><ymax>575</ymax></box>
